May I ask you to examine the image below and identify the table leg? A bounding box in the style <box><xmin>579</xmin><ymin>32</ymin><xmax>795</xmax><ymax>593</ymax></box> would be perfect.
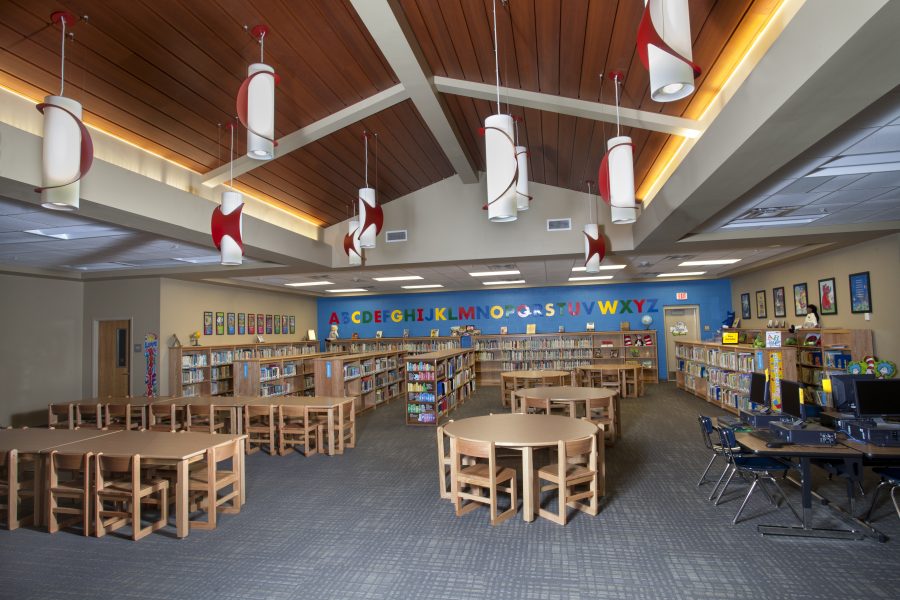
<box><xmin>237</xmin><ymin>439</ymin><xmax>246</xmax><ymax>506</ymax></box>
<box><xmin>175</xmin><ymin>459</ymin><xmax>189</xmax><ymax>538</ymax></box>
<box><xmin>327</xmin><ymin>408</ymin><xmax>336</xmax><ymax>456</ymax></box>
<box><xmin>522</xmin><ymin>447</ymin><xmax>535</xmax><ymax>522</ymax></box>
<box><xmin>337</xmin><ymin>405</ymin><xmax>345</xmax><ymax>455</ymax></box>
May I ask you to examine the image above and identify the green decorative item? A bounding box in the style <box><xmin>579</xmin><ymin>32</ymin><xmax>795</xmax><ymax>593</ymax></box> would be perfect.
<box><xmin>738</xmin><ymin>333</ymin><xmax>747</xmax><ymax>344</ymax></box>
<box><xmin>752</xmin><ymin>334</ymin><xmax>765</xmax><ymax>349</ymax></box>
<box><xmin>874</xmin><ymin>360</ymin><xmax>896</xmax><ymax>379</ymax></box>
<box><xmin>784</xmin><ymin>337</ymin><xmax>797</xmax><ymax>346</ymax></box>
<box><xmin>847</xmin><ymin>361</ymin><xmax>866</xmax><ymax>375</ymax></box>
<box><xmin>630</xmin><ymin>348</ymin><xmax>640</xmax><ymax>357</ymax></box>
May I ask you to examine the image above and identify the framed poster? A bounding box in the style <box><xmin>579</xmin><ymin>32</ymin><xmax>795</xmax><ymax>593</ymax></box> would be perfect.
<box><xmin>818</xmin><ymin>277</ymin><xmax>837</xmax><ymax>315</ymax></box>
<box><xmin>257</xmin><ymin>314</ymin><xmax>264</xmax><ymax>335</ymax></box>
<box><xmin>283</xmin><ymin>315</ymin><xmax>289</xmax><ymax>334</ymax></box>
<box><xmin>773</xmin><ymin>287</ymin><xmax>786</xmax><ymax>318</ymax></box>
<box><xmin>238</xmin><ymin>312</ymin><xmax>246</xmax><ymax>335</ymax></box>
<box><xmin>227</xmin><ymin>312</ymin><xmax>235</xmax><ymax>335</ymax></box>
<box><xmin>793</xmin><ymin>283</ymin><xmax>808</xmax><ymax>316</ymax></box>
<box><xmin>203</xmin><ymin>311</ymin><xmax>213</xmax><ymax>336</ymax></box>
<box><xmin>740</xmin><ymin>293</ymin><xmax>751</xmax><ymax>320</ymax></box>
<box><xmin>215</xmin><ymin>312</ymin><xmax>225</xmax><ymax>335</ymax></box>
<box><xmin>274</xmin><ymin>315</ymin><xmax>281</xmax><ymax>335</ymax></box>
<box><xmin>248</xmin><ymin>312</ymin><xmax>255</xmax><ymax>335</ymax></box>
<box><xmin>266</xmin><ymin>314</ymin><xmax>273</xmax><ymax>334</ymax></box>
<box><xmin>288</xmin><ymin>315</ymin><xmax>295</xmax><ymax>334</ymax></box>
<box><xmin>755</xmin><ymin>290</ymin><xmax>767</xmax><ymax>319</ymax></box>
<box><xmin>849</xmin><ymin>271</ymin><xmax>872</xmax><ymax>313</ymax></box>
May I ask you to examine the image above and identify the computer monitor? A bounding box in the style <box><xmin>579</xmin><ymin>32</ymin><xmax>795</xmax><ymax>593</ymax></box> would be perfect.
<box><xmin>830</xmin><ymin>374</ymin><xmax>875</xmax><ymax>412</ymax></box>
<box><xmin>748</xmin><ymin>372</ymin><xmax>768</xmax><ymax>407</ymax></box>
<box><xmin>854</xmin><ymin>380</ymin><xmax>900</xmax><ymax>418</ymax></box>
<box><xmin>780</xmin><ymin>379</ymin><xmax>803</xmax><ymax>420</ymax></box>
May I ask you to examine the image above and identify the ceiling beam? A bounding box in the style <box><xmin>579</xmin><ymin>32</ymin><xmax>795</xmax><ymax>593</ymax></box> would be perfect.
<box><xmin>200</xmin><ymin>84</ymin><xmax>409</xmax><ymax>187</ymax></box>
<box><xmin>349</xmin><ymin>0</ymin><xmax>479</xmax><ymax>183</ymax></box>
<box><xmin>433</xmin><ymin>77</ymin><xmax>702</xmax><ymax>138</ymax></box>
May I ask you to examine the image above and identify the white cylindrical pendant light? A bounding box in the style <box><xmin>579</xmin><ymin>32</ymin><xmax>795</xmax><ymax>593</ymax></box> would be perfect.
<box><xmin>218</xmin><ymin>190</ymin><xmax>244</xmax><ymax>265</ymax></box>
<box><xmin>485</xmin><ymin>114</ymin><xmax>517</xmax><ymax>222</ymax></box>
<box><xmin>40</xmin><ymin>95</ymin><xmax>85</xmax><ymax>211</ymax></box>
<box><xmin>358</xmin><ymin>187</ymin><xmax>377</xmax><ymax>249</ymax></box>
<box><xmin>246</xmin><ymin>63</ymin><xmax>275</xmax><ymax>160</ymax></box>
<box><xmin>515</xmin><ymin>145</ymin><xmax>530</xmax><ymax>211</ymax></box>
<box><xmin>348</xmin><ymin>218</ymin><xmax>362</xmax><ymax>266</ymax></box>
<box><xmin>584</xmin><ymin>223</ymin><xmax>601</xmax><ymax>273</ymax></box>
<box><xmin>607</xmin><ymin>135</ymin><xmax>636</xmax><ymax>224</ymax></box>
<box><xmin>643</xmin><ymin>0</ymin><xmax>697</xmax><ymax>102</ymax></box>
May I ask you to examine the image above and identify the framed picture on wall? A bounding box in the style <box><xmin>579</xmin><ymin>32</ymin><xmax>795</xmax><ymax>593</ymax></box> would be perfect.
<box><xmin>274</xmin><ymin>315</ymin><xmax>281</xmax><ymax>334</ymax></box>
<box><xmin>307</xmin><ymin>329</ymin><xmax>316</xmax><ymax>341</ymax></box>
<box><xmin>773</xmin><ymin>287</ymin><xmax>786</xmax><ymax>318</ymax></box>
<box><xmin>755</xmin><ymin>290</ymin><xmax>767</xmax><ymax>319</ymax></box>
<box><xmin>818</xmin><ymin>277</ymin><xmax>837</xmax><ymax>315</ymax></box>
<box><xmin>215</xmin><ymin>312</ymin><xmax>225</xmax><ymax>335</ymax></box>
<box><xmin>203</xmin><ymin>311</ymin><xmax>213</xmax><ymax>336</ymax></box>
<box><xmin>265</xmin><ymin>314</ymin><xmax>273</xmax><ymax>334</ymax></box>
<box><xmin>248</xmin><ymin>312</ymin><xmax>255</xmax><ymax>335</ymax></box>
<box><xmin>238</xmin><ymin>313</ymin><xmax>246</xmax><ymax>335</ymax></box>
<box><xmin>849</xmin><ymin>271</ymin><xmax>872</xmax><ymax>313</ymax></box>
<box><xmin>740</xmin><ymin>293</ymin><xmax>751</xmax><ymax>319</ymax></box>
<box><xmin>257</xmin><ymin>314</ymin><xmax>265</xmax><ymax>334</ymax></box>
<box><xmin>793</xmin><ymin>283</ymin><xmax>808</xmax><ymax>316</ymax></box>
<box><xmin>499</xmin><ymin>326</ymin><xmax>508</xmax><ymax>335</ymax></box>
<box><xmin>227</xmin><ymin>312</ymin><xmax>235</xmax><ymax>335</ymax></box>
<box><xmin>289</xmin><ymin>315</ymin><xmax>296</xmax><ymax>334</ymax></box>
<box><xmin>283</xmin><ymin>315</ymin><xmax>289</xmax><ymax>334</ymax></box>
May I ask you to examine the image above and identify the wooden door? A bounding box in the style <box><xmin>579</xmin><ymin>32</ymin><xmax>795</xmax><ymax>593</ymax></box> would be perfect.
<box><xmin>99</xmin><ymin>320</ymin><xmax>130</xmax><ymax>398</ymax></box>
<box><xmin>663</xmin><ymin>306</ymin><xmax>701</xmax><ymax>379</ymax></box>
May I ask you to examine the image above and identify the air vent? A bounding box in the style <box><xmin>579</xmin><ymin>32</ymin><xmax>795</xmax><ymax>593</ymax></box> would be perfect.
<box><xmin>663</xmin><ymin>255</ymin><xmax>694</xmax><ymax>261</ymax></box>
<box><xmin>735</xmin><ymin>206</ymin><xmax>800</xmax><ymax>220</ymax></box>
<box><xmin>385</xmin><ymin>229</ymin><xmax>407</xmax><ymax>243</ymax></box>
<box><xmin>547</xmin><ymin>218</ymin><xmax>572</xmax><ymax>232</ymax></box>
<box><xmin>486</xmin><ymin>264</ymin><xmax>517</xmax><ymax>271</ymax></box>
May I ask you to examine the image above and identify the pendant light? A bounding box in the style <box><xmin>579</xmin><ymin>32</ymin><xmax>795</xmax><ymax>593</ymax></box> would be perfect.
<box><xmin>637</xmin><ymin>0</ymin><xmax>701</xmax><ymax>102</ymax></box>
<box><xmin>514</xmin><ymin>116</ymin><xmax>531</xmax><ymax>211</ymax></box>
<box><xmin>483</xmin><ymin>0</ymin><xmax>517</xmax><ymax>222</ymax></box>
<box><xmin>211</xmin><ymin>121</ymin><xmax>244</xmax><ymax>265</ymax></box>
<box><xmin>583</xmin><ymin>182</ymin><xmax>605</xmax><ymax>273</ymax></box>
<box><xmin>598</xmin><ymin>72</ymin><xmax>636</xmax><ymax>225</ymax></box>
<box><xmin>357</xmin><ymin>132</ymin><xmax>383</xmax><ymax>249</ymax></box>
<box><xmin>237</xmin><ymin>25</ymin><xmax>278</xmax><ymax>160</ymax></box>
<box><xmin>343</xmin><ymin>203</ymin><xmax>362</xmax><ymax>266</ymax></box>
<box><xmin>37</xmin><ymin>12</ymin><xmax>93</xmax><ymax>211</ymax></box>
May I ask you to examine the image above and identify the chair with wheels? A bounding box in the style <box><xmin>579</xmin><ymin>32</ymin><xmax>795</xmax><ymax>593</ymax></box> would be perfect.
<box><xmin>715</xmin><ymin>427</ymin><xmax>800</xmax><ymax>525</ymax></box>
<box><xmin>864</xmin><ymin>468</ymin><xmax>900</xmax><ymax>522</ymax></box>
<box><xmin>450</xmin><ymin>437</ymin><xmax>517</xmax><ymax>525</ymax></box>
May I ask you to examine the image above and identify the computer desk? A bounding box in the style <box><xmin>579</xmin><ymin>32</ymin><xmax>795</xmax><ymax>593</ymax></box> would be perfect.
<box><xmin>734</xmin><ymin>432</ymin><xmax>888</xmax><ymax>542</ymax></box>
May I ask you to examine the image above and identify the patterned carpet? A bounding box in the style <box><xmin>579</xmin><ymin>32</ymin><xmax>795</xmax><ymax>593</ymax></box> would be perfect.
<box><xmin>2</xmin><ymin>383</ymin><xmax>899</xmax><ymax>600</ymax></box>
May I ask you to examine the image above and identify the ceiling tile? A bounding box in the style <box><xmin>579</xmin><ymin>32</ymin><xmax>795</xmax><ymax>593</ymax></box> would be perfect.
<box><xmin>841</xmin><ymin>125</ymin><xmax>900</xmax><ymax>155</ymax></box>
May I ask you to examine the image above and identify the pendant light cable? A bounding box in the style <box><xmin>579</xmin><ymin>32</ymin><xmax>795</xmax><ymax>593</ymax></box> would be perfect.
<box><xmin>363</xmin><ymin>131</ymin><xmax>369</xmax><ymax>188</ymax></box>
<box><xmin>229</xmin><ymin>120</ymin><xmax>235</xmax><ymax>188</ymax></box>
<box><xmin>259</xmin><ymin>29</ymin><xmax>265</xmax><ymax>63</ymax></box>
<box><xmin>59</xmin><ymin>16</ymin><xmax>66</xmax><ymax>95</ymax></box>
<box><xmin>492</xmin><ymin>0</ymin><xmax>501</xmax><ymax>114</ymax></box>
<box><xmin>614</xmin><ymin>74</ymin><xmax>621</xmax><ymax>137</ymax></box>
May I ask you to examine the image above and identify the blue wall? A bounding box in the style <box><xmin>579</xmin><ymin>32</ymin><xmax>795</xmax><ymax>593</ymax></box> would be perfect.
<box><xmin>317</xmin><ymin>279</ymin><xmax>732</xmax><ymax>380</ymax></box>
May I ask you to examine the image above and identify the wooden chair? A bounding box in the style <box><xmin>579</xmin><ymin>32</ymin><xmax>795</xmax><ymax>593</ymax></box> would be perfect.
<box><xmin>450</xmin><ymin>437</ymin><xmax>517</xmax><ymax>526</ymax></box>
<box><xmin>105</xmin><ymin>403</ymin><xmax>144</xmax><ymax>431</ymax></box>
<box><xmin>622</xmin><ymin>364</ymin><xmax>644</xmax><ymax>397</ymax></box>
<box><xmin>48</xmin><ymin>451</ymin><xmax>92</xmax><ymax>535</ymax></box>
<box><xmin>599</xmin><ymin>368</ymin><xmax>622</xmax><ymax>396</ymax></box>
<box><xmin>94</xmin><ymin>453</ymin><xmax>168</xmax><ymax>540</ymax></box>
<box><xmin>522</xmin><ymin>395</ymin><xmax>551</xmax><ymax>415</ymax></box>
<box><xmin>48</xmin><ymin>403</ymin><xmax>73</xmax><ymax>429</ymax></box>
<box><xmin>319</xmin><ymin>403</ymin><xmax>356</xmax><ymax>454</ymax></box>
<box><xmin>187</xmin><ymin>440</ymin><xmax>242</xmax><ymax>530</ymax></box>
<box><xmin>75</xmin><ymin>402</ymin><xmax>103</xmax><ymax>430</ymax></box>
<box><xmin>1</xmin><ymin>449</ymin><xmax>35</xmax><ymax>530</ymax></box>
<box><xmin>244</xmin><ymin>404</ymin><xmax>276</xmax><ymax>455</ymax></box>
<box><xmin>278</xmin><ymin>406</ymin><xmax>319</xmax><ymax>456</ymax></box>
<box><xmin>585</xmin><ymin>396</ymin><xmax>616</xmax><ymax>445</ymax></box>
<box><xmin>186</xmin><ymin>404</ymin><xmax>226</xmax><ymax>434</ymax></box>
<box><xmin>500</xmin><ymin>375</ymin><xmax>517</xmax><ymax>408</ymax></box>
<box><xmin>148</xmin><ymin>403</ymin><xmax>179</xmax><ymax>432</ymax></box>
<box><xmin>537</xmin><ymin>431</ymin><xmax>602</xmax><ymax>525</ymax></box>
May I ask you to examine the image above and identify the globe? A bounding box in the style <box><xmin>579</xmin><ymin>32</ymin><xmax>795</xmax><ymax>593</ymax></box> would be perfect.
<box><xmin>641</xmin><ymin>315</ymin><xmax>653</xmax><ymax>328</ymax></box>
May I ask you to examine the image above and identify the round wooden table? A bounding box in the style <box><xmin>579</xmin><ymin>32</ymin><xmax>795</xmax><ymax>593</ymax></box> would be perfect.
<box><xmin>444</xmin><ymin>414</ymin><xmax>598</xmax><ymax>522</ymax></box>
<box><xmin>500</xmin><ymin>369</ymin><xmax>570</xmax><ymax>407</ymax></box>
<box><xmin>512</xmin><ymin>385</ymin><xmax>619</xmax><ymax>443</ymax></box>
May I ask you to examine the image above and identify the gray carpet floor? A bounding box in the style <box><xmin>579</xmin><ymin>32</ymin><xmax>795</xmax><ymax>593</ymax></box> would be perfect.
<box><xmin>2</xmin><ymin>383</ymin><xmax>899</xmax><ymax>600</ymax></box>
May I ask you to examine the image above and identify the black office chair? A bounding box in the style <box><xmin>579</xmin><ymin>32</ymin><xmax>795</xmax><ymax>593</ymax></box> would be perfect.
<box><xmin>715</xmin><ymin>427</ymin><xmax>801</xmax><ymax>525</ymax></box>
<box><xmin>864</xmin><ymin>468</ymin><xmax>900</xmax><ymax>522</ymax></box>
<box><xmin>697</xmin><ymin>416</ymin><xmax>732</xmax><ymax>500</ymax></box>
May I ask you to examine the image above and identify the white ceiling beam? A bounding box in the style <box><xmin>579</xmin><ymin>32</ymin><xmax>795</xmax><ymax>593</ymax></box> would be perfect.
<box><xmin>200</xmin><ymin>84</ymin><xmax>409</xmax><ymax>187</ymax></box>
<box><xmin>433</xmin><ymin>76</ymin><xmax>702</xmax><ymax>138</ymax></box>
<box><xmin>349</xmin><ymin>0</ymin><xmax>479</xmax><ymax>183</ymax></box>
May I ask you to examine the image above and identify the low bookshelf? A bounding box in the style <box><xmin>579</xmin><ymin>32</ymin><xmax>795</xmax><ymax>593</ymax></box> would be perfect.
<box><xmin>232</xmin><ymin>351</ymin><xmax>344</xmax><ymax>397</ymax></box>
<box><xmin>313</xmin><ymin>350</ymin><xmax>408</xmax><ymax>413</ymax></box>
<box><xmin>406</xmin><ymin>348</ymin><xmax>476</xmax><ymax>426</ymax></box>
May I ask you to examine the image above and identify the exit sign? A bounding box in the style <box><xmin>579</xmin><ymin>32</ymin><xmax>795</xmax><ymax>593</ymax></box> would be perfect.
<box><xmin>676</xmin><ymin>292</ymin><xmax>688</xmax><ymax>300</ymax></box>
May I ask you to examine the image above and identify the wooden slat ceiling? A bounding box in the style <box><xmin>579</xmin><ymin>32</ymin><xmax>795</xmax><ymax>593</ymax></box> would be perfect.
<box><xmin>0</xmin><ymin>0</ymin><xmax>781</xmax><ymax>226</ymax></box>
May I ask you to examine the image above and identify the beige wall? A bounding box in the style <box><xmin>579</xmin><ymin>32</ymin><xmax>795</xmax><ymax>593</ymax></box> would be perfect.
<box><xmin>0</xmin><ymin>274</ymin><xmax>84</xmax><ymax>426</ymax></box>
<box><xmin>730</xmin><ymin>234</ymin><xmax>900</xmax><ymax>361</ymax></box>
<box><xmin>158</xmin><ymin>278</ymin><xmax>317</xmax><ymax>395</ymax></box>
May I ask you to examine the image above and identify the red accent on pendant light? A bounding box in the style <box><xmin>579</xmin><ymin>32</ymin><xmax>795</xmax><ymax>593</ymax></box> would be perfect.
<box><xmin>343</xmin><ymin>230</ymin><xmax>361</xmax><ymax>258</ymax></box>
<box><xmin>597</xmin><ymin>139</ymin><xmax>634</xmax><ymax>205</ymax></box>
<box><xmin>211</xmin><ymin>204</ymin><xmax>244</xmax><ymax>251</ymax></box>
<box><xmin>237</xmin><ymin>70</ymin><xmax>279</xmax><ymax>147</ymax></box>
<box><xmin>637</xmin><ymin>1</ymin><xmax>702</xmax><ymax>78</ymax></box>
<box><xmin>584</xmin><ymin>229</ymin><xmax>606</xmax><ymax>266</ymax></box>
<box><xmin>358</xmin><ymin>200</ymin><xmax>384</xmax><ymax>238</ymax></box>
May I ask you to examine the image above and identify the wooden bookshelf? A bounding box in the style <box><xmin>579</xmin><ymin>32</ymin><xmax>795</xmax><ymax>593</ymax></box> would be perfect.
<box><xmin>406</xmin><ymin>348</ymin><xmax>476</xmax><ymax>426</ymax></box>
<box><xmin>168</xmin><ymin>341</ymin><xmax>320</xmax><ymax>397</ymax></box>
<box><xmin>232</xmin><ymin>351</ymin><xmax>344</xmax><ymax>397</ymax></box>
<box><xmin>325</xmin><ymin>336</ymin><xmax>462</xmax><ymax>354</ymax></box>
<box><xmin>675</xmin><ymin>341</ymin><xmax>798</xmax><ymax>415</ymax></box>
<box><xmin>474</xmin><ymin>331</ymin><xmax>658</xmax><ymax>386</ymax></box>
<box><xmin>313</xmin><ymin>350</ymin><xmax>407</xmax><ymax>413</ymax></box>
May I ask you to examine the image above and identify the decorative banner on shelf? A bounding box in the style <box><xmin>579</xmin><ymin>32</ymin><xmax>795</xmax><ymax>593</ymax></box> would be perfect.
<box><xmin>143</xmin><ymin>333</ymin><xmax>159</xmax><ymax>398</ymax></box>
<box><xmin>769</xmin><ymin>351</ymin><xmax>784</xmax><ymax>411</ymax></box>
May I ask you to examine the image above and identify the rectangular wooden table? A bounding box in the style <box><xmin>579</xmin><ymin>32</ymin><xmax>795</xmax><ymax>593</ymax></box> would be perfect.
<box><xmin>151</xmin><ymin>397</ymin><xmax>255</xmax><ymax>435</ymax></box>
<box><xmin>247</xmin><ymin>396</ymin><xmax>356</xmax><ymax>456</ymax></box>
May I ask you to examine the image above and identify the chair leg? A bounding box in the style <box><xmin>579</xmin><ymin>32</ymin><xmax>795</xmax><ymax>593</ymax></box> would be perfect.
<box><xmin>891</xmin><ymin>486</ymin><xmax>900</xmax><ymax>520</ymax></box>
<box><xmin>708</xmin><ymin>462</ymin><xmax>731</xmax><ymax>501</ymax></box>
<box><xmin>733</xmin><ymin>478</ymin><xmax>759</xmax><ymax>524</ymax></box>
<box><xmin>714</xmin><ymin>466</ymin><xmax>737</xmax><ymax>505</ymax></box>
<box><xmin>697</xmin><ymin>453</ymin><xmax>719</xmax><ymax>487</ymax></box>
<box><xmin>757</xmin><ymin>477</ymin><xmax>777</xmax><ymax>506</ymax></box>
<box><xmin>865</xmin><ymin>481</ymin><xmax>888</xmax><ymax>521</ymax></box>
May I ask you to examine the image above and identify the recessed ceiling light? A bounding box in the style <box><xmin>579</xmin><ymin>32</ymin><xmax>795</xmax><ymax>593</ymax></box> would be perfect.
<box><xmin>469</xmin><ymin>270</ymin><xmax>520</xmax><ymax>277</ymax></box>
<box><xmin>568</xmin><ymin>275</ymin><xmax>614</xmax><ymax>281</ymax></box>
<box><xmin>678</xmin><ymin>259</ymin><xmax>741</xmax><ymax>266</ymax></box>
<box><xmin>372</xmin><ymin>275</ymin><xmax>424</xmax><ymax>282</ymax></box>
<box><xmin>325</xmin><ymin>288</ymin><xmax>368</xmax><ymax>293</ymax></box>
<box><xmin>402</xmin><ymin>284</ymin><xmax>444</xmax><ymax>289</ymax></box>
<box><xmin>173</xmin><ymin>256</ymin><xmax>227</xmax><ymax>264</ymax></box>
<box><xmin>572</xmin><ymin>265</ymin><xmax>627</xmax><ymax>272</ymax></box>
<box><xmin>64</xmin><ymin>262</ymin><xmax>134</xmax><ymax>271</ymax></box>
<box><xmin>657</xmin><ymin>272</ymin><xmax>706</xmax><ymax>277</ymax></box>
<box><xmin>482</xmin><ymin>279</ymin><xmax>526</xmax><ymax>286</ymax></box>
<box><xmin>722</xmin><ymin>216</ymin><xmax>825</xmax><ymax>228</ymax></box>
<box><xmin>285</xmin><ymin>281</ymin><xmax>334</xmax><ymax>287</ymax></box>
<box><xmin>24</xmin><ymin>225</ymin><xmax>127</xmax><ymax>240</ymax></box>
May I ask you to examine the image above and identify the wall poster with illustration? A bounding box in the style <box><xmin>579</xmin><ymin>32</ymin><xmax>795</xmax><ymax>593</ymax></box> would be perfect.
<box><xmin>740</xmin><ymin>293</ymin><xmax>751</xmax><ymax>319</ymax></box>
<box><xmin>773</xmin><ymin>287</ymin><xmax>786</xmax><ymax>318</ymax></box>
<box><xmin>238</xmin><ymin>312</ymin><xmax>246</xmax><ymax>335</ymax></box>
<box><xmin>849</xmin><ymin>271</ymin><xmax>871</xmax><ymax>313</ymax></box>
<box><xmin>215</xmin><ymin>312</ymin><xmax>225</xmax><ymax>335</ymax></box>
<box><xmin>248</xmin><ymin>311</ymin><xmax>255</xmax><ymax>335</ymax></box>
<box><xmin>755</xmin><ymin>290</ymin><xmax>767</xmax><ymax>319</ymax></box>
<box><xmin>793</xmin><ymin>283</ymin><xmax>808</xmax><ymax>316</ymax></box>
<box><xmin>818</xmin><ymin>277</ymin><xmax>837</xmax><ymax>315</ymax></box>
<box><xmin>203</xmin><ymin>311</ymin><xmax>213</xmax><ymax>336</ymax></box>
<box><xmin>227</xmin><ymin>312</ymin><xmax>235</xmax><ymax>335</ymax></box>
